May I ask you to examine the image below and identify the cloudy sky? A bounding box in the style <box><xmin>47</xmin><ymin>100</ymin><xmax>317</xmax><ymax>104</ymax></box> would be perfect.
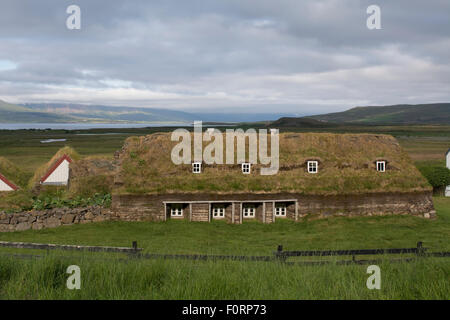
<box><xmin>0</xmin><ymin>0</ymin><xmax>449</xmax><ymax>114</ymax></box>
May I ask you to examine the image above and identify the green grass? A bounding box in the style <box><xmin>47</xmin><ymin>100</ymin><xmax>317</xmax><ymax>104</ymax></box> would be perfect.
<box><xmin>0</xmin><ymin>254</ymin><xmax>447</xmax><ymax>299</ymax></box>
<box><xmin>0</xmin><ymin>198</ymin><xmax>448</xmax><ymax>299</ymax></box>
<box><xmin>1</xmin><ymin>197</ymin><xmax>449</xmax><ymax>255</ymax></box>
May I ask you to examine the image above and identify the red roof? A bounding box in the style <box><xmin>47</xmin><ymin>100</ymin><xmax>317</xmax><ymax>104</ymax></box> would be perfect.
<box><xmin>39</xmin><ymin>154</ymin><xmax>73</xmax><ymax>183</ymax></box>
<box><xmin>0</xmin><ymin>172</ymin><xmax>19</xmax><ymax>191</ymax></box>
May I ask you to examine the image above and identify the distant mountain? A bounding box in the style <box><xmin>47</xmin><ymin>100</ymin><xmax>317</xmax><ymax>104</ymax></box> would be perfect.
<box><xmin>0</xmin><ymin>100</ymin><xmax>74</xmax><ymax>123</ymax></box>
<box><xmin>307</xmin><ymin>103</ymin><xmax>450</xmax><ymax>125</ymax></box>
<box><xmin>22</xmin><ymin>103</ymin><xmax>197</xmax><ymax>123</ymax></box>
<box><xmin>0</xmin><ymin>101</ymin><xmax>296</xmax><ymax>123</ymax></box>
<box><xmin>269</xmin><ymin>117</ymin><xmax>336</xmax><ymax>128</ymax></box>
<box><xmin>271</xmin><ymin>103</ymin><xmax>450</xmax><ymax>127</ymax></box>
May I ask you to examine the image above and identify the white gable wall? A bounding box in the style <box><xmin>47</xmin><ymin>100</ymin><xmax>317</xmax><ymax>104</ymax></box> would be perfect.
<box><xmin>0</xmin><ymin>179</ymin><xmax>14</xmax><ymax>191</ymax></box>
<box><xmin>447</xmin><ymin>151</ymin><xmax>450</xmax><ymax>169</ymax></box>
<box><xmin>42</xmin><ymin>159</ymin><xmax>70</xmax><ymax>185</ymax></box>
<box><xmin>446</xmin><ymin>151</ymin><xmax>450</xmax><ymax>197</ymax></box>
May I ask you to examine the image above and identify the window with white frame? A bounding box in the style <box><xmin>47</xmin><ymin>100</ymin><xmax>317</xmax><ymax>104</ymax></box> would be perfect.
<box><xmin>212</xmin><ymin>206</ymin><xmax>225</xmax><ymax>218</ymax></box>
<box><xmin>307</xmin><ymin>161</ymin><xmax>318</xmax><ymax>174</ymax></box>
<box><xmin>170</xmin><ymin>205</ymin><xmax>183</xmax><ymax>217</ymax></box>
<box><xmin>242</xmin><ymin>205</ymin><xmax>255</xmax><ymax>218</ymax></box>
<box><xmin>242</xmin><ymin>163</ymin><xmax>251</xmax><ymax>174</ymax></box>
<box><xmin>376</xmin><ymin>161</ymin><xmax>386</xmax><ymax>172</ymax></box>
<box><xmin>192</xmin><ymin>162</ymin><xmax>202</xmax><ymax>173</ymax></box>
<box><xmin>275</xmin><ymin>204</ymin><xmax>287</xmax><ymax>217</ymax></box>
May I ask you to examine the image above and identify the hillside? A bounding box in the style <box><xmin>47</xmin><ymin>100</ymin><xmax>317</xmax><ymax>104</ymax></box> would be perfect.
<box><xmin>0</xmin><ymin>100</ymin><xmax>75</xmax><ymax>123</ymax></box>
<box><xmin>269</xmin><ymin>117</ymin><xmax>336</xmax><ymax>128</ymax></box>
<box><xmin>0</xmin><ymin>101</ymin><xmax>295</xmax><ymax>123</ymax></box>
<box><xmin>307</xmin><ymin>103</ymin><xmax>450</xmax><ymax>125</ymax></box>
<box><xmin>23</xmin><ymin>103</ymin><xmax>197</xmax><ymax>123</ymax></box>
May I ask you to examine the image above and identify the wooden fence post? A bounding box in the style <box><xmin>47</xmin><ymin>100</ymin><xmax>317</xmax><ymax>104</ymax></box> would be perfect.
<box><xmin>131</xmin><ymin>241</ymin><xmax>139</xmax><ymax>258</ymax></box>
<box><xmin>276</xmin><ymin>245</ymin><xmax>286</xmax><ymax>262</ymax></box>
<box><xmin>416</xmin><ymin>241</ymin><xmax>424</xmax><ymax>257</ymax></box>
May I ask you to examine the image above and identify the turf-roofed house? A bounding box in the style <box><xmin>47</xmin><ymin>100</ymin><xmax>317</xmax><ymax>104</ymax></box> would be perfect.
<box><xmin>111</xmin><ymin>132</ymin><xmax>436</xmax><ymax>223</ymax></box>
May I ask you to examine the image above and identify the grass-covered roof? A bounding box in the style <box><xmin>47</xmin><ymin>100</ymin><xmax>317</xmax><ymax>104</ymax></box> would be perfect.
<box><xmin>114</xmin><ymin>132</ymin><xmax>431</xmax><ymax>195</ymax></box>
<box><xmin>0</xmin><ymin>157</ymin><xmax>28</xmax><ymax>188</ymax></box>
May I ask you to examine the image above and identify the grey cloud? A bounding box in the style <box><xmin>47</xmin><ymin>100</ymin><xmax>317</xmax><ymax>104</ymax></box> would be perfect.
<box><xmin>0</xmin><ymin>0</ymin><xmax>449</xmax><ymax>113</ymax></box>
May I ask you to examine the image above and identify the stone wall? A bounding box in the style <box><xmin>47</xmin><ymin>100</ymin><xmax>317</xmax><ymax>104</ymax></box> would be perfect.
<box><xmin>0</xmin><ymin>206</ymin><xmax>112</xmax><ymax>232</ymax></box>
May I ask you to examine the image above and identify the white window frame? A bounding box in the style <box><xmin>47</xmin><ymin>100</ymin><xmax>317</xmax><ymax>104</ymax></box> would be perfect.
<box><xmin>170</xmin><ymin>205</ymin><xmax>183</xmax><ymax>217</ymax></box>
<box><xmin>307</xmin><ymin>161</ymin><xmax>318</xmax><ymax>174</ymax></box>
<box><xmin>275</xmin><ymin>205</ymin><xmax>287</xmax><ymax>217</ymax></box>
<box><xmin>242</xmin><ymin>163</ymin><xmax>251</xmax><ymax>174</ymax></box>
<box><xmin>212</xmin><ymin>206</ymin><xmax>225</xmax><ymax>219</ymax></box>
<box><xmin>376</xmin><ymin>161</ymin><xmax>386</xmax><ymax>172</ymax></box>
<box><xmin>243</xmin><ymin>205</ymin><xmax>256</xmax><ymax>218</ymax></box>
<box><xmin>192</xmin><ymin>162</ymin><xmax>202</xmax><ymax>174</ymax></box>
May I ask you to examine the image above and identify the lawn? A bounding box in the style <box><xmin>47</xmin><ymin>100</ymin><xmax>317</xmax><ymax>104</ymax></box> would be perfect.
<box><xmin>0</xmin><ymin>198</ymin><xmax>448</xmax><ymax>299</ymax></box>
<box><xmin>0</xmin><ymin>198</ymin><xmax>449</xmax><ymax>255</ymax></box>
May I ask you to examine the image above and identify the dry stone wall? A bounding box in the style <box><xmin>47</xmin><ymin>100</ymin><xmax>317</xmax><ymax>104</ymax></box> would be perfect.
<box><xmin>0</xmin><ymin>206</ymin><xmax>112</xmax><ymax>232</ymax></box>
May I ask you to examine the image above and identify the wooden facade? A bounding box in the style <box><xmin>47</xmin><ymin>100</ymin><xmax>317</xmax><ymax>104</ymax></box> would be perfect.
<box><xmin>163</xmin><ymin>199</ymin><xmax>297</xmax><ymax>224</ymax></box>
<box><xmin>111</xmin><ymin>190</ymin><xmax>435</xmax><ymax>223</ymax></box>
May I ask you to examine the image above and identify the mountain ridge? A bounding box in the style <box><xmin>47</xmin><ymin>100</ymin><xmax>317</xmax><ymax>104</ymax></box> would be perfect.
<box><xmin>0</xmin><ymin>100</ymin><xmax>296</xmax><ymax>123</ymax></box>
<box><xmin>271</xmin><ymin>103</ymin><xmax>450</xmax><ymax>126</ymax></box>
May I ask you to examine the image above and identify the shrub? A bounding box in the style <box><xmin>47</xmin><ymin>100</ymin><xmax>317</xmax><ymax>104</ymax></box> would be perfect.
<box><xmin>418</xmin><ymin>166</ymin><xmax>450</xmax><ymax>189</ymax></box>
<box><xmin>32</xmin><ymin>193</ymin><xmax>112</xmax><ymax>210</ymax></box>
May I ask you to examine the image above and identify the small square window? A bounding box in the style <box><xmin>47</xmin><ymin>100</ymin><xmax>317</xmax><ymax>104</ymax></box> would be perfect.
<box><xmin>307</xmin><ymin>161</ymin><xmax>318</xmax><ymax>174</ymax></box>
<box><xmin>242</xmin><ymin>163</ymin><xmax>251</xmax><ymax>174</ymax></box>
<box><xmin>212</xmin><ymin>206</ymin><xmax>225</xmax><ymax>218</ymax></box>
<box><xmin>192</xmin><ymin>162</ymin><xmax>202</xmax><ymax>173</ymax></box>
<box><xmin>170</xmin><ymin>205</ymin><xmax>183</xmax><ymax>217</ymax></box>
<box><xmin>376</xmin><ymin>161</ymin><xmax>386</xmax><ymax>172</ymax></box>
<box><xmin>275</xmin><ymin>205</ymin><xmax>286</xmax><ymax>217</ymax></box>
<box><xmin>243</xmin><ymin>205</ymin><xmax>255</xmax><ymax>218</ymax></box>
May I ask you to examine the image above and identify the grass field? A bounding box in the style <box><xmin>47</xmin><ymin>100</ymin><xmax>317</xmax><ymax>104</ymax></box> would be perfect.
<box><xmin>0</xmin><ymin>254</ymin><xmax>447</xmax><ymax>299</ymax></box>
<box><xmin>0</xmin><ymin>197</ymin><xmax>448</xmax><ymax>299</ymax></box>
<box><xmin>1</xmin><ymin>197</ymin><xmax>449</xmax><ymax>254</ymax></box>
<box><xmin>0</xmin><ymin>125</ymin><xmax>448</xmax><ymax>299</ymax></box>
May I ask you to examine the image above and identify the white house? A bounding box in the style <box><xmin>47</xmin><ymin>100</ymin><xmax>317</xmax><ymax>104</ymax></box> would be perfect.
<box><xmin>0</xmin><ymin>173</ymin><xmax>18</xmax><ymax>192</ymax></box>
<box><xmin>446</xmin><ymin>149</ymin><xmax>450</xmax><ymax>197</ymax></box>
<box><xmin>39</xmin><ymin>154</ymin><xmax>73</xmax><ymax>186</ymax></box>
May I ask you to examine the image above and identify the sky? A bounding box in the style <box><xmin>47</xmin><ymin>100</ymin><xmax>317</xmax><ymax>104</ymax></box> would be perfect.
<box><xmin>0</xmin><ymin>0</ymin><xmax>449</xmax><ymax>115</ymax></box>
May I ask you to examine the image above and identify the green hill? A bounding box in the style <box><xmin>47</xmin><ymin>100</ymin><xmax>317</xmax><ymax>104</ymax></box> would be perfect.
<box><xmin>307</xmin><ymin>103</ymin><xmax>450</xmax><ymax>125</ymax></box>
<box><xmin>0</xmin><ymin>100</ymin><xmax>75</xmax><ymax>123</ymax></box>
<box><xmin>0</xmin><ymin>100</ymin><xmax>32</xmax><ymax>113</ymax></box>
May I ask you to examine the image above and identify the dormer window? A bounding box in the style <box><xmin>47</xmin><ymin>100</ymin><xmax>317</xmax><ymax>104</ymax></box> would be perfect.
<box><xmin>376</xmin><ymin>161</ymin><xmax>386</xmax><ymax>172</ymax></box>
<box><xmin>242</xmin><ymin>163</ymin><xmax>251</xmax><ymax>174</ymax></box>
<box><xmin>307</xmin><ymin>161</ymin><xmax>318</xmax><ymax>174</ymax></box>
<box><xmin>192</xmin><ymin>162</ymin><xmax>202</xmax><ymax>173</ymax></box>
